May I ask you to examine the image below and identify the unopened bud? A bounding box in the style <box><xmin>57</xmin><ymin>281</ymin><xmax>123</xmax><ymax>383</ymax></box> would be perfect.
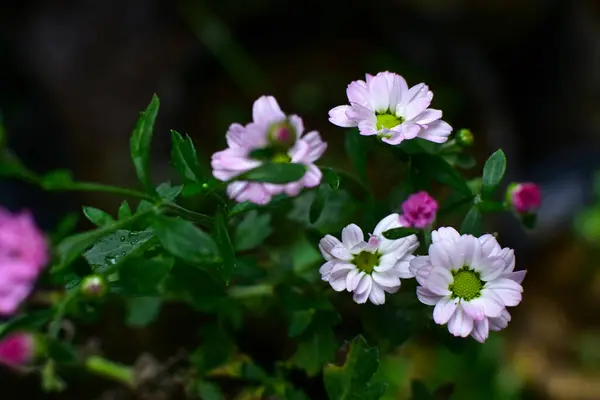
<box><xmin>0</xmin><ymin>332</ymin><xmax>37</xmax><ymax>368</ymax></box>
<box><xmin>506</xmin><ymin>182</ymin><xmax>541</xmax><ymax>215</ymax></box>
<box><xmin>268</xmin><ymin>120</ymin><xmax>296</xmax><ymax>149</ymax></box>
<box><xmin>80</xmin><ymin>274</ymin><xmax>107</xmax><ymax>298</ymax></box>
<box><xmin>456</xmin><ymin>129</ymin><xmax>474</xmax><ymax>147</ymax></box>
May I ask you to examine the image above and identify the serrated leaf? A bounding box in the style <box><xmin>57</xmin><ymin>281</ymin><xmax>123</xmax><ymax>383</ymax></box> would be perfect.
<box><xmin>460</xmin><ymin>206</ymin><xmax>482</xmax><ymax>236</ymax></box>
<box><xmin>237</xmin><ymin>163</ymin><xmax>307</xmax><ymax>184</ymax></box>
<box><xmin>481</xmin><ymin>149</ymin><xmax>506</xmax><ymax>198</ymax></box>
<box><xmin>130</xmin><ymin>94</ymin><xmax>160</xmax><ymax>194</ymax></box>
<box><xmin>156</xmin><ymin>182</ymin><xmax>183</xmax><ymax>200</ymax></box>
<box><xmin>323</xmin><ymin>335</ymin><xmax>386</xmax><ymax>400</ymax></box>
<box><xmin>83</xmin><ymin>229</ymin><xmax>155</xmax><ymax>273</ymax></box>
<box><xmin>171</xmin><ymin>130</ymin><xmax>204</xmax><ymax>183</ymax></box>
<box><xmin>152</xmin><ymin>215</ymin><xmax>220</xmax><ymax>265</ymax></box>
<box><xmin>345</xmin><ymin>130</ymin><xmax>368</xmax><ymax>184</ymax></box>
<box><xmin>309</xmin><ymin>184</ymin><xmax>331</xmax><ymax>224</ymax></box>
<box><xmin>126</xmin><ymin>297</ymin><xmax>162</xmax><ymax>327</ymax></box>
<box><xmin>234</xmin><ymin>210</ymin><xmax>272</xmax><ymax>251</ymax></box>
<box><xmin>382</xmin><ymin>227</ymin><xmax>417</xmax><ymax>240</ymax></box>
<box><xmin>213</xmin><ymin>210</ymin><xmax>236</xmax><ymax>284</ymax></box>
<box><xmin>118</xmin><ymin>201</ymin><xmax>132</xmax><ymax>220</ymax></box>
<box><xmin>288</xmin><ymin>309</ymin><xmax>315</xmax><ymax>337</ymax></box>
<box><xmin>82</xmin><ymin>206</ymin><xmax>114</xmax><ymax>227</ymax></box>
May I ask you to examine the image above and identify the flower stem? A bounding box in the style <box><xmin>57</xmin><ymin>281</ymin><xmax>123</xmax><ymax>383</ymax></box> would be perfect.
<box><xmin>228</xmin><ymin>284</ymin><xmax>273</xmax><ymax>299</ymax></box>
<box><xmin>84</xmin><ymin>356</ymin><xmax>135</xmax><ymax>388</ymax></box>
<box><xmin>50</xmin><ymin>182</ymin><xmax>155</xmax><ymax>201</ymax></box>
<box><xmin>161</xmin><ymin>201</ymin><xmax>213</xmax><ymax>226</ymax></box>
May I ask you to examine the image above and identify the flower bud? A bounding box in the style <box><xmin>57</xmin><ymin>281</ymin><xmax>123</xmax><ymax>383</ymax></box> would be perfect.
<box><xmin>399</xmin><ymin>191</ymin><xmax>439</xmax><ymax>229</ymax></box>
<box><xmin>456</xmin><ymin>129</ymin><xmax>474</xmax><ymax>147</ymax></box>
<box><xmin>268</xmin><ymin>120</ymin><xmax>296</xmax><ymax>149</ymax></box>
<box><xmin>80</xmin><ymin>274</ymin><xmax>107</xmax><ymax>298</ymax></box>
<box><xmin>506</xmin><ymin>182</ymin><xmax>541</xmax><ymax>215</ymax></box>
<box><xmin>0</xmin><ymin>332</ymin><xmax>37</xmax><ymax>368</ymax></box>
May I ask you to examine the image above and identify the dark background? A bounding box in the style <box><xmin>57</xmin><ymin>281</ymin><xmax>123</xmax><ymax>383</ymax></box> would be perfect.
<box><xmin>1</xmin><ymin>0</ymin><xmax>600</xmax><ymax>398</ymax></box>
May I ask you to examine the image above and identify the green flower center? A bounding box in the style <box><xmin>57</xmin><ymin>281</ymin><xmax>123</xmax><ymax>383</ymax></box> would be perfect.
<box><xmin>376</xmin><ymin>112</ymin><xmax>404</xmax><ymax>131</ymax></box>
<box><xmin>449</xmin><ymin>266</ymin><xmax>483</xmax><ymax>301</ymax></box>
<box><xmin>249</xmin><ymin>147</ymin><xmax>291</xmax><ymax>163</ymax></box>
<box><xmin>353</xmin><ymin>251</ymin><xmax>379</xmax><ymax>274</ymax></box>
<box><xmin>271</xmin><ymin>153</ymin><xmax>291</xmax><ymax>163</ymax></box>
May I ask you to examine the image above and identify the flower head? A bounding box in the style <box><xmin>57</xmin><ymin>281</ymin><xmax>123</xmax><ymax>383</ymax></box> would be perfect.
<box><xmin>409</xmin><ymin>227</ymin><xmax>525</xmax><ymax>343</ymax></box>
<box><xmin>400</xmin><ymin>191</ymin><xmax>438</xmax><ymax>229</ymax></box>
<box><xmin>507</xmin><ymin>182</ymin><xmax>541</xmax><ymax>215</ymax></box>
<box><xmin>212</xmin><ymin>96</ymin><xmax>327</xmax><ymax>205</ymax></box>
<box><xmin>0</xmin><ymin>208</ymin><xmax>48</xmax><ymax>315</ymax></box>
<box><xmin>328</xmin><ymin>71</ymin><xmax>452</xmax><ymax>145</ymax></box>
<box><xmin>319</xmin><ymin>214</ymin><xmax>419</xmax><ymax>305</ymax></box>
<box><xmin>0</xmin><ymin>332</ymin><xmax>36</xmax><ymax>368</ymax></box>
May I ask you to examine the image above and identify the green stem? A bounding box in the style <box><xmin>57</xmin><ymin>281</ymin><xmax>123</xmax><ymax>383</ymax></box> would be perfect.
<box><xmin>228</xmin><ymin>284</ymin><xmax>273</xmax><ymax>299</ymax></box>
<box><xmin>50</xmin><ymin>182</ymin><xmax>155</xmax><ymax>202</ymax></box>
<box><xmin>85</xmin><ymin>356</ymin><xmax>135</xmax><ymax>388</ymax></box>
<box><xmin>48</xmin><ymin>289</ymin><xmax>79</xmax><ymax>339</ymax></box>
<box><xmin>161</xmin><ymin>201</ymin><xmax>213</xmax><ymax>226</ymax></box>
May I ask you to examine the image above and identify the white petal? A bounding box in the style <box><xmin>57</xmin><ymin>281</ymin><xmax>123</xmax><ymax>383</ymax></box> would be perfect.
<box><xmin>429</xmin><ymin>241</ymin><xmax>460</xmax><ymax>270</ymax></box>
<box><xmin>357</xmin><ymin>117</ymin><xmax>378</xmax><ymax>136</ymax></box>
<box><xmin>300</xmin><ymin>164</ymin><xmax>322</xmax><ymax>189</ymax></box>
<box><xmin>431</xmin><ymin>227</ymin><xmax>460</xmax><ymax>244</ymax></box>
<box><xmin>371</xmin><ymin>271</ymin><xmax>400</xmax><ymax>289</ymax></box>
<box><xmin>342</xmin><ymin>224</ymin><xmax>364</xmax><ymax>249</ymax></box>
<box><xmin>425</xmin><ymin>267</ymin><xmax>453</xmax><ymax>296</ymax></box>
<box><xmin>329</xmin><ymin>105</ymin><xmax>356</xmax><ymax>128</ymax></box>
<box><xmin>461</xmin><ymin>300</ymin><xmax>485</xmax><ymax>321</ymax></box>
<box><xmin>458</xmin><ymin>235</ymin><xmax>482</xmax><ymax>267</ymax></box>
<box><xmin>471</xmin><ymin>317</ymin><xmax>490</xmax><ymax>343</ymax></box>
<box><xmin>368</xmin><ymin>283</ymin><xmax>386</xmax><ymax>305</ymax></box>
<box><xmin>393</xmin><ymin>259</ymin><xmax>415</xmax><ymax>279</ymax></box>
<box><xmin>329</xmin><ymin>263</ymin><xmax>355</xmax><ymax>279</ymax></box>
<box><xmin>412</xmin><ymin>109</ymin><xmax>442</xmax><ymax>125</ymax></box>
<box><xmin>301</xmin><ymin>132</ymin><xmax>327</xmax><ymax>164</ymax></box>
<box><xmin>346</xmin><ymin>269</ymin><xmax>364</xmax><ymax>292</ymax></box>
<box><xmin>472</xmin><ymin>289</ymin><xmax>505</xmax><ymax>318</ymax></box>
<box><xmin>475</xmin><ymin>256</ymin><xmax>506</xmax><ymax>281</ymax></box>
<box><xmin>433</xmin><ymin>296</ymin><xmax>458</xmax><ymax>324</ymax></box>
<box><xmin>409</xmin><ymin>256</ymin><xmax>431</xmax><ymax>276</ymax></box>
<box><xmin>346</xmin><ymin>80</ymin><xmax>370</xmax><ymax>107</ymax></box>
<box><xmin>368</xmin><ymin>73</ymin><xmax>390</xmax><ymax>113</ymax></box>
<box><xmin>373</xmin><ymin>213</ymin><xmax>403</xmax><ymax>236</ymax></box>
<box><xmin>414</xmin><ymin>265</ymin><xmax>433</xmax><ymax>286</ymax></box>
<box><xmin>330</xmin><ymin>245</ymin><xmax>353</xmax><ymax>261</ymax></box>
<box><xmin>484</xmin><ymin>278</ymin><xmax>523</xmax><ymax>307</ymax></box>
<box><xmin>319</xmin><ymin>261</ymin><xmax>335</xmax><ymax>280</ymax></box>
<box><xmin>489</xmin><ymin>309</ymin><xmax>511</xmax><ymax>331</ymax></box>
<box><xmin>504</xmin><ymin>270</ymin><xmax>526</xmax><ymax>284</ymax></box>
<box><xmin>353</xmin><ymin>275</ymin><xmax>372</xmax><ymax>304</ymax></box>
<box><xmin>330</xmin><ymin>276</ymin><xmax>347</xmax><ymax>292</ymax></box>
<box><xmin>479</xmin><ymin>234</ymin><xmax>502</xmax><ymax>257</ymax></box>
<box><xmin>418</xmin><ymin>120</ymin><xmax>452</xmax><ymax>144</ymax></box>
<box><xmin>319</xmin><ymin>235</ymin><xmax>341</xmax><ymax>261</ymax></box>
<box><xmin>447</xmin><ymin>306</ymin><xmax>474</xmax><ymax>337</ymax></box>
<box><xmin>404</xmin><ymin>97</ymin><xmax>433</xmax><ymax>120</ymax></box>
<box><xmin>499</xmin><ymin>248</ymin><xmax>516</xmax><ymax>274</ymax></box>
<box><xmin>252</xmin><ymin>96</ymin><xmax>285</xmax><ymax>124</ymax></box>
<box><xmin>416</xmin><ymin>286</ymin><xmax>442</xmax><ymax>305</ymax></box>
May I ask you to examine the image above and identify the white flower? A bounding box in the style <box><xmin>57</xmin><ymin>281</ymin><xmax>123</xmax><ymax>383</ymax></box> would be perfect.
<box><xmin>318</xmin><ymin>214</ymin><xmax>419</xmax><ymax>305</ymax></box>
<box><xmin>328</xmin><ymin>71</ymin><xmax>452</xmax><ymax>145</ymax></box>
<box><xmin>409</xmin><ymin>227</ymin><xmax>526</xmax><ymax>343</ymax></box>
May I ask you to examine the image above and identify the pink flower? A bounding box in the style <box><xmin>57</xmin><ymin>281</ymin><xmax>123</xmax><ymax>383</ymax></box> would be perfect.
<box><xmin>212</xmin><ymin>96</ymin><xmax>327</xmax><ymax>205</ymax></box>
<box><xmin>0</xmin><ymin>208</ymin><xmax>49</xmax><ymax>315</ymax></box>
<box><xmin>399</xmin><ymin>191</ymin><xmax>438</xmax><ymax>229</ymax></box>
<box><xmin>507</xmin><ymin>183</ymin><xmax>541</xmax><ymax>214</ymax></box>
<box><xmin>328</xmin><ymin>71</ymin><xmax>452</xmax><ymax>145</ymax></box>
<box><xmin>0</xmin><ymin>332</ymin><xmax>35</xmax><ymax>367</ymax></box>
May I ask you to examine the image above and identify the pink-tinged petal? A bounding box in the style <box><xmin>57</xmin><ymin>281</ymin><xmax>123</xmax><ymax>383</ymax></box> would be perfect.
<box><xmin>382</xmin><ymin>285</ymin><xmax>400</xmax><ymax>294</ymax></box>
<box><xmin>346</xmin><ymin>270</ymin><xmax>364</xmax><ymax>291</ymax></box>
<box><xmin>431</xmin><ymin>227</ymin><xmax>460</xmax><ymax>244</ymax></box>
<box><xmin>472</xmin><ymin>289</ymin><xmax>505</xmax><ymax>318</ymax></box>
<box><xmin>412</xmin><ymin>109</ymin><xmax>442</xmax><ymax>125</ymax></box>
<box><xmin>329</xmin><ymin>105</ymin><xmax>357</xmax><ymax>128</ymax></box>
<box><xmin>447</xmin><ymin>306</ymin><xmax>474</xmax><ymax>337</ymax></box>
<box><xmin>301</xmin><ymin>131</ymin><xmax>327</xmax><ymax>163</ymax></box>
<box><xmin>330</xmin><ymin>263</ymin><xmax>356</xmax><ymax>278</ymax></box>
<box><xmin>484</xmin><ymin>278</ymin><xmax>523</xmax><ymax>307</ymax></box>
<box><xmin>227</xmin><ymin>182</ymin><xmax>248</xmax><ymax>198</ymax></box>
<box><xmin>416</xmin><ymin>286</ymin><xmax>442</xmax><ymax>305</ymax></box>
<box><xmin>499</xmin><ymin>248</ymin><xmax>516</xmax><ymax>274</ymax></box>
<box><xmin>346</xmin><ymin>80</ymin><xmax>370</xmax><ymax>107</ymax></box>
<box><xmin>225</xmin><ymin>123</ymin><xmax>247</xmax><ymax>148</ymax></box>
<box><xmin>357</xmin><ymin>118</ymin><xmax>378</xmax><ymax>136</ymax></box>
<box><xmin>458</xmin><ymin>235</ymin><xmax>482</xmax><ymax>267</ymax></box>
<box><xmin>252</xmin><ymin>95</ymin><xmax>285</xmax><ymax>124</ymax></box>
<box><xmin>471</xmin><ymin>317</ymin><xmax>490</xmax><ymax>343</ymax></box>
<box><xmin>461</xmin><ymin>300</ymin><xmax>485</xmax><ymax>321</ymax></box>
<box><xmin>301</xmin><ymin>164</ymin><xmax>322</xmax><ymax>188</ymax></box>
<box><xmin>476</xmin><ymin>256</ymin><xmax>506</xmax><ymax>281</ymax></box>
<box><xmin>425</xmin><ymin>267</ymin><xmax>453</xmax><ymax>296</ymax></box>
<box><xmin>394</xmin><ymin>259</ymin><xmax>415</xmax><ymax>279</ymax></box>
<box><xmin>319</xmin><ymin>261</ymin><xmax>335</xmax><ymax>279</ymax></box>
<box><xmin>231</xmin><ymin>183</ymin><xmax>273</xmax><ymax>205</ymax></box>
<box><xmin>504</xmin><ymin>270</ymin><xmax>526</xmax><ymax>284</ymax></box>
<box><xmin>212</xmin><ymin>148</ymin><xmax>260</xmax><ymax>172</ymax></box>
<box><xmin>329</xmin><ymin>276</ymin><xmax>347</xmax><ymax>292</ymax></box>
<box><xmin>289</xmin><ymin>139</ymin><xmax>310</xmax><ymax>163</ymax></box>
<box><xmin>373</xmin><ymin>213</ymin><xmax>403</xmax><ymax>236</ymax></box>
<box><xmin>430</xmin><ymin>241</ymin><xmax>460</xmax><ymax>270</ymax></box>
<box><xmin>391</xmin><ymin>122</ymin><xmax>421</xmax><ymax>141</ymax></box>
<box><xmin>351</xmin><ymin>241</ymin><xmax>378</xmax><ymax>255</ymax></box>
<box><xmin>404</xmin><ymin>83</ymin><xmax>432</xmax><ymax>105</ymax></box>
<box><xmin>404</xmin><ymin>97</ymin><xmax>433</xmax><ymax>121</ymax></box>
<box><xmin>288</xmin><ymin>114</ymin><xmax>305</xmax><ymax>136</ymax></box>
<box><xmin>368</xmin><ymin>74</ymin><xmax>390</xmax><ymax>113</ymax></box>
<box><xmin>387</xmin><ymin>73</ymin><xmax>408</xmax><ymax>110</ymax></box>
<box><xmin>418</xmin><ymin>120</ymin><xmax>452</xmax><ymax>144</ymax></box>
<box><xmin>478</xmin><ymin>234</ymin><xmax>502</xmax><ymax>257</ymax></box>
<box><xmin>433</xmin><ymin>296</ymin><xmax>458</xmax><ymax>324</ymax></box>
<box><xmin>409</xmin><ymin>256</ymin><xmax>431</xmax><ymax>276</ymax></box>
<box><xmin>381</xmin><ymin>132</ymin><xmax>405</xmax><ymax>145</ymax></box>
<box><xmin>319</xmin><ymin>235</ymin><xmax>342</xmax><ymax>261</ymax></box>
<box><xmin>414</xmin><ymin>264</ymin><xmax>433</xmax><ymax>286</ymax></box>
<box><xmin>371</xmin><ymin>271</ymin><xmax>400</xmax><ymax>289</ymax></box>
<box><xmin>489</xmin><ymin>309</ymin><xmax>511</xmax><ymax>331</ymax></box>
<box><xmin>342</xmin><ymin>224</ymin><xmax>364</xmax><ymax>248</ymax></box>
<box><xmin>368</xmin><ymin>283</ymin><xmax>386</xmax><ymax>305</ymax></box>
<box><xmin>330</xmin><ymin>245</ymin><xmax>354</xmax><ymax>261</ymax></box>
<box><xmin>353</xmin><ymin>275</ymin><xmax>373</xmax><ymax>304</ymax></box>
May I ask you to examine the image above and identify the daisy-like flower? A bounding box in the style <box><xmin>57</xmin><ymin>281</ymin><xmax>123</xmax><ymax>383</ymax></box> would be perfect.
<box><xmin>409</xmin><ymin>227</ymin><xmax>525</xmax><ymax>343</ymax></box>
<box><xmin>319</xmin><ymin>214</ymin><xmax>419</xmax><ymax>305</ymax></box>
<box><xmin>212</xmin><ymin>96</ymin><xmax>327</xmax><ymax>205</ymax></box>
<box><xmin>328</xmin><ymin>71</ymin><xmax>452</xmax><ymax>145</ymax></box>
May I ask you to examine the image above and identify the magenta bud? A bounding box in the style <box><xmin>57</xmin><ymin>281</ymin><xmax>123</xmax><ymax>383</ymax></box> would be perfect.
<box><xmin>400</xmin><ymin>191</ymin><xmax>439</xmax><ymax>229</ymax></box>
<box><xmin>506</xmin><ymin>182</ymin><xmax>541</xmax><ymax>214</ymax></box>
<box><xmin>0</xmin><ymin>332</ymin><xmax>37</xmax><ymax>368</ymax></box>
<box><xmin>268</xmin><ymin>120</ymin><xmax>296</xmax><ymax>148</ymax></box>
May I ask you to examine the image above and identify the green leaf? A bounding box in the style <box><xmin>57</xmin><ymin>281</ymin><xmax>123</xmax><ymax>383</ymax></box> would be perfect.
<box><xmin>309</xmin><ymin>184</ymin><xmax>331</xmax><ymax>224</ymax></box>
<box><xmin>477</xmin><ymin>200</ymin><xmax>506</xmax><ymax>213</ymax></box>
<box><xmin>82</xmin><ymin>206</ymin><xmax>114</xmax><ymax>227</ymax></box>
<box><xmin>382</xmin><ymin>227</ymin><xmax>417</xmax><ymax>240</ymax></box>
<box><xmin>171</xmin><ymin>130</ymin><xmax>203</xmax><ymax>183</ymax></box>
<box><xmin>41</xmin><ymin>169</ymin><xmax>75</xmax><ymax>189</ymax></box>
<box><xmin>196</xmin><ymin>381</ymin><xmax>224</xmax><ymax>400</ymax></box>
<box><xmin>213</xmin><ymin>210</ymin><xmax>236</xmax><ymax>284</ymax></box>
<box><xmin>321</xmin><ymin>167</ymin><xmax>341</xmax><ymax>190</ymax></box>
<box><xmin>443</xmin><ymin>153</ymin><xmax>476</xmax><ymax>169</ymax></box>
<box><xmin>237</xmin><ymin>163</ymin><xmax>307</xmax><ymax>184</ymax></box>
<box><xmin>234</xmin><ymin>210</ymin><xmax>272</xmax><ymax>251</ymax></box>
<box><xmin>126</xmin><ymin>297</ymin><xmax>162</xmax><ymax>327</ymax></box>
<box><xmin>410</xmin><ymin>380</ymin><xmax>435</xmax><ymax>400</ymax></box>
<box><xmin>323</xmin><ymin>336</ymin><xmax>387</xmax><ymax>400</ymax></box>
<box><xmin>0</xmin><ymin>310</ymin><xmax>53</xmax><ymax>338</ymax></box>
<box><xmin>481</xmin><ymin>149</ymin><xmax>506</xmax><ymax>198</ymax></box>
<box><xmin>118</xmin><ymin>201</ymin><xmax>132</xmax><ymax>220</ymax></box>
<box><xmin>289</xmin><ymin>324</ymin><xmax>338</xmax><ymax>376</ymax></box>
<box><xmin>156</xmin><ymin>182</ymin><xmax>183</xmax><ymax>200</ymax></box>
<box><xmin>460</xmin><ymin>206</ymin><xmax>482</xmax><ymax>236</ymax></box>
<box><xmin>84</xmin><ymin>229</ymin><xmax>155</xmax><ymax>273</ymax></box>
<box><xmin>288</xmin><ymin>309</ymin><xmax>315</xmax><ymax>338</ymax></box>
<box><xmin>50</xmin><ymin>212</ymin><xmax>80</xmax><ymax>245</ymax></box>
<box><xmin>191</xmin><ymin>325</ymin><xmax>234</xmax><ymax>374</ymax></box>
<box><xmin>345</xmin><ymin>130</ymin><xmax>368</xmax><ymax>184</ymax></box>
<box><xmin>47</xmin><ymin>339</ymin><xmax>78</xmax><ymax>365</ymax></box>
<box><xmin>414</xmin><ymin>154</ymin><xmax>471</xmax><ymax>196</ymax></box>
<box><xmin>130</xmin><ymin>94</ymin><xmax>160</xmax><ymax>194</ymax></box>
<box><xmin>152</xmin><ymin>215</ymin><xmax>220</xmax><ymax>265</ymax></box>
<box><xmin>118</xmin><ymin>256</ymin><xmax>173</xmax><ymax>296</ymax></box>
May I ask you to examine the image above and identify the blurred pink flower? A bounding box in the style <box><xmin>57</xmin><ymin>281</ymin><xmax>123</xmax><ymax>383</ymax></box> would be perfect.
<box><xmin>328</xmin><ymin>71</ymin><xmax>452</xmax><ymax>145</ymax></box>
<box><xmin>399</xmin><ymin>191</ymin><xmax>438</xmax><ymax>229</ymax></box>
<box><xmin>0</xmin><ymin>208</ymin><xmax>49</xmax><ymax>315</ymax></box>
<box><xmin>212</xmin><ymin>96</ymin><xmax>327</xmax><ymax>205</ymax></box>
<box><xmin>507</xmin><ymin>182</ymin><xmax>541</xmax><ymax>214</ymax></box>
<box><xmin>0</xmin><ymin>332</ymin><xmax>35</xmax><ymax>367</ymax></box>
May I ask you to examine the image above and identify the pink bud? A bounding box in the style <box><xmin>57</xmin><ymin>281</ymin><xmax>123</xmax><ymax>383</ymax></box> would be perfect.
<box><xmin>400</xmin><ymin>191</ymin><xmax>438</xmax><ymax>229</ymax></box>
<box><xmin>0</xmin><ymin>332</ymin><xmax>35</xmax><ymax>367</ymax></box>
<box><xmin>507</xmin><ymin>183</ymin><xmax>541</xmax><ymax>214</ymax></box>
<box><xmin>268</xmin><ymin>120</ymin><xmax>296</xmax><ymax>148</ymax></box>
